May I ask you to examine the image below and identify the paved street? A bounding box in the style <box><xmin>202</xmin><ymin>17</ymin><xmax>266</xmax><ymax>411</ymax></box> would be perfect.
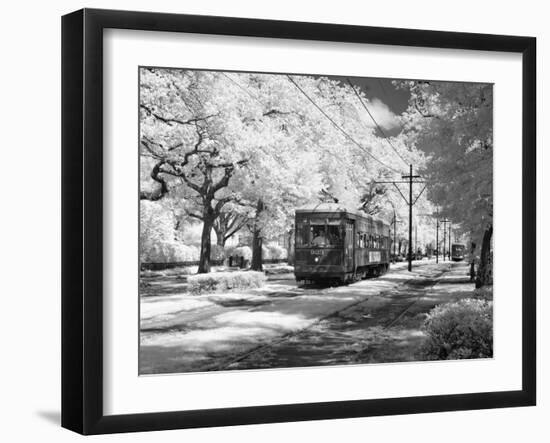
<box><xmin>139</xmin><ymin>260</ymin><xmax>478</xmax><ymax>374</ymax></box>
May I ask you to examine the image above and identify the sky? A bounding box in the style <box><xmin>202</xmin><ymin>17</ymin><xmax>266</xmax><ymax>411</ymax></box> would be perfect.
<box><xmin>332</xmin><ymin>74</ymin><xmax>411</xmax><ymax>137</ymax></box>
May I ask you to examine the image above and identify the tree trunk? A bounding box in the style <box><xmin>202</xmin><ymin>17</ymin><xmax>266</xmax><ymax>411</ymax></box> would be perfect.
<box><xmin>251</xmin><ymin>200</ymin><xmax>264</xmax><ymax>271</ymax></box>
<box><xmin>469</xmin><ymin>241</ymin><xmax>477</xmax><ymax>282</ymax></box>
<box><xmin>198</xmin><ymin>212</ymin><xmax>215</xmax><ymax>274</ymax></box>
<box><xmin>213</xmin><ymin>224</ymin><xmax>226</xmax><ymax>248</ymax></box>
<box><xmin>476</xmin><ymin>225</ymin><xmax>493</xmax><ymax>288</ymax></box>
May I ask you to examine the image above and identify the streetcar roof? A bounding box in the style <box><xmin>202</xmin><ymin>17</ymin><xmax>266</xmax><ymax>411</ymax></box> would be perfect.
<box><xmin>295</xmin><ymin>203</ymin><xmax>389</xmax><ymax>228</ymax></box>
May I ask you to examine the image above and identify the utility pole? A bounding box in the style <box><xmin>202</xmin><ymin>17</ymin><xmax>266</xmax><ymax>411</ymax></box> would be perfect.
<box><xmin>443</xmin><ymin>222</ymin><xmax>446</xmax><ymax>261</ymax></box>
<box><xmin>448</xmin><ymin>222</ymin><xmax>452</xmax><ymax>261</ymax></box>
<box><xmin>440</xmin><ymin>218</ymin><xmax>450</xmax><ymax>262</ymax></box>
<box><xmin>436</xmin><ymin>219</ymin><xmax>439</xmax><ymax>264</ymax></box>
<box><xmin>373</xmin><ymin>165</ymin><xmax>426</xmax><ymax>272</ymax></box>
<box><xmin>403</xmin><ymin>165</ymin><xmax>420</xmax><ymax>271</ymax></box>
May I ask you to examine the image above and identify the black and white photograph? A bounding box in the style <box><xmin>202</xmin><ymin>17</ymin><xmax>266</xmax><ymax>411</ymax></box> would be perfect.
<box><xmin>1</xmin><ymin>0</ymin><xmax>545</xmax><ymax>440</ymax></box>
<box><xmin>138</xmin><ymin>68</ymin><xmax>493</xmax><ymax>375</ymax></box>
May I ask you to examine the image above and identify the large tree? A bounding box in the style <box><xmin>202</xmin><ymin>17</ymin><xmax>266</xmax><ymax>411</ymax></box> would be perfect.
<box><xmin>398</xmin><ymin>81</ymin><xmax>493</xmax><ymax>286</ymax></box>
<box><xmin>139</xmin><ymin>69</ymin><xmax>257</xmax><ymax>272</ymax></box>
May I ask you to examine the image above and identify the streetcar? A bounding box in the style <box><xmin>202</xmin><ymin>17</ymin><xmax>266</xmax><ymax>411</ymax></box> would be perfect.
<box><xmin>451</xmin><ymin>243</ymin><xmax>466</xmax><ymax>261</ymax></box>
<box><xmin>294</xmin><ymin>203</ymin><xmax>391</xmax><ymax>284</ymax></box>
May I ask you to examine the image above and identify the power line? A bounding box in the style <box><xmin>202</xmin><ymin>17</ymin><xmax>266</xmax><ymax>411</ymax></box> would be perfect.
<box><xmin>347</xmin><ymin>78</ymin><xmax>409</xmax><ymax>166</ymax></box>
<box><xmin>220</xmin><ymin>72</ymin><xmax>263</xmax><ymax>104</ymax></box>
<box><xmin>220</xmin><ymin>72</ymin><xmax>346</xmax><ymax>169</ymax></box>
<box><xmin>223</xmin><ymin>71</ymin><xmax>402</xmax><ymax>176</ymax></box>
<box><xmin>286</xmin><ymin>75</ymin><xmax>402</xmax><ymax>176</ymax></box>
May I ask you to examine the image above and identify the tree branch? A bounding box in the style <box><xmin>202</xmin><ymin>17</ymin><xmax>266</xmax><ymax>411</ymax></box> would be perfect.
<box><xmin>140</xmin><ymin>104</ymin><xmax>217</xmax><ymax>126</ymax></box>
<box><xmin>263</xmin><ymin>109</ymin><xmax>292</xmax><ymax>117</ymax></box>
<box><xmin>225</xmin><ymin>216</ymin><xmax>250</xmax><ymax>240</ymax></box>
<box><xmin>413</xmin><ymin>99</ymin><xmax>439</xmax><ymax>119</ymax></box>
<box><xmin>139</xmin><ymin>161</ymin><xmax>169</xmax><ymax>201</ymax></box>
<box><xmin>186</xmin><ymin>211</ymin><xmax>204</xmax><ymax>221</ymax></box>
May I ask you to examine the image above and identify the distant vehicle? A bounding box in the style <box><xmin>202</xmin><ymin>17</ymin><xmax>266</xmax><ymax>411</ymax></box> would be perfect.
<box><xmin>412</xmin><ymin>252</ymin><xmax>423</xmax><ymax>261</ymax></box>
<box><xmin>391</xmin><ymin>253</ymin><xmax>404</xmax><ymax>263</ymax></box>
<box><xmin>451</xmin><ymin>243</ymin><xmax>466</xmax><ymax>261</ymax></box>
<box><xmin>294</xmin><ymin>203</ymin><xmax>391</xmax><ymax>284</ymax></box>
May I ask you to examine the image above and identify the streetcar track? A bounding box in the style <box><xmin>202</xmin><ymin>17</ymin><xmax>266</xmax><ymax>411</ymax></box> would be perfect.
<box><xmin>209</xmin><ymin>263</ymin><xmax>452</xmax><ymax>371</ymax></box>
<box><xmin>383</xmin><ymin>273</ymin><xmax>446</xmax><ymax>329</ymax></box>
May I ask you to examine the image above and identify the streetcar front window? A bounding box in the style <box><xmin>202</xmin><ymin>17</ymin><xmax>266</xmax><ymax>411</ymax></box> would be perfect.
<box><xmin>309</xmin><ymin>223</ymin><xmax>342</xmax><ymax>247</ymax></box>
<box><xmin>295</xmin><ymin>218</ymin><xmax>343</xmax><ymax>247</ymax></box>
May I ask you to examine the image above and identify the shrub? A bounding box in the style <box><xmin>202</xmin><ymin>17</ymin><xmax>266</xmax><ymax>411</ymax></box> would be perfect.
<box><xmin>210</xmin><ymin>244</ymin><xmax>226</xmax><ymax>261</ymax></box>
<box><xmin>263</xmin><ymin>243</ymin><xmax>288</xmax><ymax>260</ymax></box>
<box><xmin>422</xmin><ymin>298</ymin><xmax>493</xmax><ymax>360</ymax></box>
<box><xmin>188</xmin><ymin>271</ymin><xmax>267</xmax><ymax>295</ymax></box>
<box><xmin>473</xmin><ymin>285</ymin><xmax>493</xmax><ymax>301</ymax></box>
<box><xmin>141</xmin><ymin>242</ymin><xmax>200</xmax><ymax>263</ymax></box>
<box><xmin>230</xmin><ymin>246</ymin><xmax>252</xmax><ymax>261</ymax></box>
<box><xmin>173</xmin><ymin>244</ymin><xmax>200</xmax><ymax>262</ymax></box>
<box><xmin>224</xmin><ymin>245</ymin><xmax>236</xmax><ymax>257</ymax></box>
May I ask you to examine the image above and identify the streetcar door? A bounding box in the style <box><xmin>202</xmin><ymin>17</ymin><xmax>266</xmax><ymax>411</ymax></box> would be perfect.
<box><xmin>344</xmin><ymin>221</ymin><xmax>355</xmax><ymax>271</ymax></box>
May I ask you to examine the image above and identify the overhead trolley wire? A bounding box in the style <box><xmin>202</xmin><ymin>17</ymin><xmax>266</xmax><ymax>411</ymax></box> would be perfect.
<box><xmin>219</xmin><ymin>72</ymin><xmax>344</xmax><ymax>213</ymax></box>
<box><xmin>222</xmin><ymin>71</ymin><xmax>402</xmax><ymax>176</ymax></box>
<box><xmin>220</xmin><ymin>72</ymin><xmax>330</xmax><ymax>151</ymax></box>
<box><xmin>286</xmin><ymin>75</ymin><xmax>402</xmax><ymax>176</ymax></box>
<box><xmin>220</xmin><ymin>72</ymin><xmax>363</xmax><ymax>170</ymax></box>
<box><xmin>220</xmin><ymin>72</ymin><xmax>262</xmax><ymax>104</ymax></box>
<box><xmin>346</xmin><ymin>78</ymin><xmax>409</xmax><ymax>167</ymax></box>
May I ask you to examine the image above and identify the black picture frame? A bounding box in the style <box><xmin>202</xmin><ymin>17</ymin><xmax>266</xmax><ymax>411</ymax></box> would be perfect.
<box><xmin>61</xmin><ymin>8</ymin><xmax>536</xmax><ymax>435</ymax></box>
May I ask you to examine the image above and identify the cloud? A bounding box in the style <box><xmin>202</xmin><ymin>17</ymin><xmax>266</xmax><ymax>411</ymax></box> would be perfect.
<box><xmin>360</xmin><ymin>98</ymin><xmax>401</xmax><ymax>131</ymax></box>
